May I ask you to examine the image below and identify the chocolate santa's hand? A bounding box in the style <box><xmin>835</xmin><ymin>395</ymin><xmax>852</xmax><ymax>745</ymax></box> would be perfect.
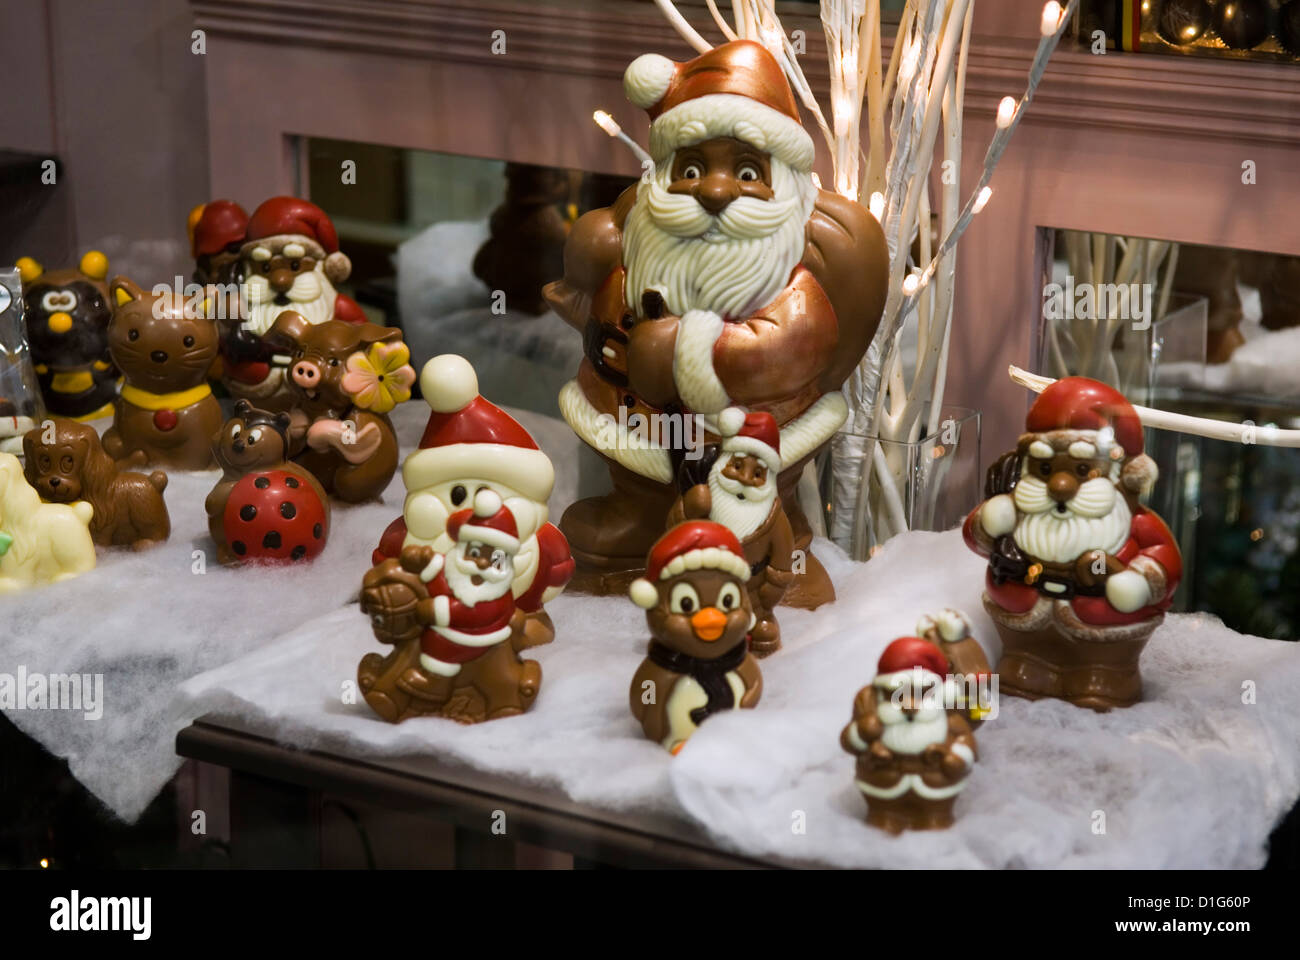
<box><xmin>922</xmin><ymin>742</ymin><xmax>947</xmax><ymax>768</ymax></box>
<box><xmin>940</xmin><ymin>750</ymin><xmax>969</xmax><ymax>782</ymax></box>
<box><xmin>868</xmin><ymin>739</ymin><xmax>893</xmax><ymax>766</ymax></box>
<box><xmin>625</xmin><ymin>317</ymin><xmax>682</xmax><ymax>408</ymax></box>
<box><xmin>1074</xmin><ymin>550</ymin><xmax>1126</xmax><ymax>589</ymax></box>
<box><xmin>681</xmin><ymin>483</ymin><xmax>712</xmax><ymax>520</ymax></box>
<box><xmin>399</xmin><ymin>544</ymin><xmax>436</xmax><ymax>577</ymax></box>
<box><xmin>989</xmin><ymin>535</ymin><xmax>1030</xmax><ymax>584</ymax></box>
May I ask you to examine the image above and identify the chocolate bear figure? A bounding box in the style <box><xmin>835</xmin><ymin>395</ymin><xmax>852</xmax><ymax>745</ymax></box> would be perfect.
<box><xmin>102</xmin><ymin>277</ymin><xmax>223</xmax><ymax>470</ymax></box>
<box><xmin>264</xmin><ymin>311</ymin><xmax>403</xmax><ymax>503</ymax></box>
<box><xmin>16</xmin><ymin>253</ymin><xmax>118</xmax><ymax>421</ymax></box>
<box><xmin>628</xmin><ymin>521</ymin><xmax>762</xmax><ymax>754</ymax></box>
<box><xmin>205</xmin><ymin>401</ymin><xmax>329</xmax><ymax>566</ymax></box>
<box><xmin>23</xmin><ymin>418</ymin><xmax>169</xmax><ymax>550</ymax></box>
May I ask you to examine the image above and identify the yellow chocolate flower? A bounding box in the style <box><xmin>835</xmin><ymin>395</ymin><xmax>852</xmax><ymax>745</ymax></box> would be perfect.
<box><xmin>342</xmin><ymin>341</ymin><xmax>416</xmax><ymax>414</ymax></box>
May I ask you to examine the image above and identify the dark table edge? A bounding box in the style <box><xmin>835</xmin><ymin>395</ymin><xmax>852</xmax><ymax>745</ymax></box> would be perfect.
<box><xmin>175</xmin><ymin>717</ymin><xmax>787</xmax><ymax>870</ymax></box>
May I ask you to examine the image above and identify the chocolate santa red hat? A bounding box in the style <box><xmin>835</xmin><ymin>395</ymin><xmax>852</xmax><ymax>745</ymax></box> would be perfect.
<box><xmin>403</xmin><ymin>354</ymin><xmax>555</xmax><ymax>504</ymax></box>
<box><xmin>717</xmin><ymin>407</ymin><xmax>781</xmax><ymax>472</ymax></box>
<box><xmin>629</xmin><ymin>520</ymin><xmax>751</xmax><ymax>609</ymax></box>
<box><xmin>447</xmin><ymin>489</ymin><xmax>520</xmax><ymax>553</ymax></box>
<box><xmin>242</xmin><ymin>196</ymin><xmax>351</xmax><ymax>283</ymax></box>
<box><xmin>623</xmin><ymin>39</ymin><xmax>814</xmax><ymax>172</ymax></box>
<box><xmin>188</xmin><ymin>200</ymin><xmax>248</xmax><ymax>259</ymax></box>
<box><xmin>1024</xmin><ymin>376</ymin><xmax>1157</xmax><ymax>494</ymax></box>
<box><xmin>873</xmin><ymin>636</ymin><xmax>949</xmax><ymax>687</ymax></box>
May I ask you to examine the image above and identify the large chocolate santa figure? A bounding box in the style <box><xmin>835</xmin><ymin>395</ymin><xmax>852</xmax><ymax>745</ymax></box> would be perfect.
<box><xmin>545</xmin><ymin>40</ymin><xmax>889</xmax><ymax>607</ymax></box>
<box><xmin>963</xmin><ymin>377</ymin><xmax>1182</xmax><ymax>710</ymax></box>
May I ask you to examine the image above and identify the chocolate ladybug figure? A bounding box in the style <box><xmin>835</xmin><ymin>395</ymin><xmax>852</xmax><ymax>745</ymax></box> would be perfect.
<box><xmin>222</xmin><ymin>469</ymin><xmax>327</xmax><ymax>564</ymax></box>
<box><xmin>206</xmin><ymin>401</ymin><xmax>329</xmax><ymax>566</ymax></box>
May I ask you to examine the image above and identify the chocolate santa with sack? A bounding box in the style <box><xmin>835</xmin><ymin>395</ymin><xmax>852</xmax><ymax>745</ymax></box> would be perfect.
<box><xmin>667</xmin><ymin>407</ymin><xmax>794</xmax><ymax>656</ymax></box>
<box><xmin>545</xmin><ymin>39</ymin><xmax>888</xmax><ymax>608</ymax></box>
<box><xmin>963</xmin><ymin>377</ymin><xmax>1182</xmax><ymax>710</ymax></box>
<box><xmin>222</xmin><ymin>196</ymin><xmax>367</xmax><ymax>406</ymax></box>
<box><xmin>841</xmin><ymin>637</ymin><xmax>977</xmax><ymax>834</ymax></box>
<box><xmin>360</xmin><ymin>489</ymin><xmax>539</xmax><ymax>724</ymax></box>
<box><xmin>371</xmin><ymin>355</ymin><xmax>575</xmax><ymax>650</ymax></box>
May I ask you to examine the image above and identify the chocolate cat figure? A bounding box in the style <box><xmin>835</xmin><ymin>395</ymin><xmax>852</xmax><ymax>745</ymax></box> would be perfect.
<box><xmin>23</xmin><ymin>418</ymin><xmax>169</xmax><ymax>550</ymax></box>
<box><xmin>628</xmin><ymin>521</ymin><xmax>762</xmax><ymax>754</ymax></box>
<box><xmin>102</xmin><ymin>277</ymin><xmax>222</xmax><ymax>470</ymax></box>
<box><xmin>16</xmin><ymin>252</ymin><xmax>118</xmax><ymax>420</ymax></box>
<box><xmin>265</xmin><ymin>310</ymin><xmax>404</xmax><ymax>503</ymax></box>
<box><xmin>205</xmin><ymin>401</ymin><xmax>329</xmax><ymax>566</ymax></box>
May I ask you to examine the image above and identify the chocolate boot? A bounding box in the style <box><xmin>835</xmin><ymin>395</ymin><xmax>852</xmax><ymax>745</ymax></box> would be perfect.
<box><xmin>749</xmin><ymin>615</ymin><xmax>781</xmax><ymax>658</ymax></box>
<box><xmin>561</xmin><ymin>459</ymin><xmax>678</xmax><ymax>595</ymax></box>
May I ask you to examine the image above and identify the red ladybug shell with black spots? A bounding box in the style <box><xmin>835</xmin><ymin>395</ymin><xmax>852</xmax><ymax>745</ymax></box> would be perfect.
<box><xmin>222</xmin><ymin>469</ymin><xmax>329</xmax><ymax>563</ymax></box>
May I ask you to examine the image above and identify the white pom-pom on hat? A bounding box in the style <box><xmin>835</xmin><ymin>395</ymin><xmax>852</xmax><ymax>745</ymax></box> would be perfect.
<box><xmin>323</xmin><ymin>250</ymin><xmax>351</xmax><ymax>283</ymax></box>
<box><xmin>624</xmin><ymin>53</ymin><xmax>676</xmax><ymax>109</ymax></box>
<box><xmin>420</xmin><ymin>354</ymin><xmax>479</xmax><ymax>413</ymax></box>
<box><xmin>629</xmin><ymin>578</ymin><xmax>659</xmax><ymax>609</ymax></box>
<box><xmin>473</xmin><ymin>488</ymin><xmax>502</xmax><ymax>517</ymax></box>
<box><xmin>1120</xmin><ymin>452</ymin><xmax>1158</xmax><ymax>496</ymax></box>
<box><xmin>717</xmin><ymin>406</ymin><xmax>746</xmax><ymax>438</ymax></box>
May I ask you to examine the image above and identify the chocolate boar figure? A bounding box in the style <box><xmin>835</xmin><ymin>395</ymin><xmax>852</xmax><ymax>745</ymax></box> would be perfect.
<box><xmin>667</xmin><ymin>407</ymin><xmax>794</xmax><ymax>657</ymax></box>
<box><xmin>23</xmin><ymin>418</ymin><xmax>169</xmax><ymax>550</ymax></box>
<box><xmin>628</xmin><ymin>521</ymin><xmax>762</xmax><ymax>754</ymax></box>
<box><xmin>544</xmin><ymin>40</ymin><xmax>888</xmax><ymax>608</ymax></box>
<box><xmin>102</xmin><ymin>277</ymin><xmax>222</xmax><ymax>470</ymax></box>
<box><xmin>963</xmin><ymin>377</ymin><xmax>1182</xmax><ymax>711</ymax></box>
<box><xmin>841</xmin><ymin>637</ymin><xmax>978</xmax><ymax>834</ymax></box>
<box><xmin>358</xmin><ymin>491</ymin><xmax>540</xmax><ymax>724</ymax></box>
<box><xmin>265</xmin><ymin>311</ymin><xmax>413</xmax><ymax>503</ymax></box>
<box><xmin>205</xmin><ymin>401</ymin><xmax>330</xmax><ymax>566</ymax></box>
<box><xmin>16</xmin><ymin>252</ymin><xmax>118</xmax><ymax>421</ymax></box>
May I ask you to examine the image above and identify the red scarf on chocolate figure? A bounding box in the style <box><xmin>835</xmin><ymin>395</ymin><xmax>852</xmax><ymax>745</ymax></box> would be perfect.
<box><xmin>963</xmin><ymin>377</ymin><xmax>1182</xmax><ymax>627</ymax></box>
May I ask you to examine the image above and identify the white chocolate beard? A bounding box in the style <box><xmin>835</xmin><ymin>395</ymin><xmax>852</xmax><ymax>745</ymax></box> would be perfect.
<box><xmin>1013</xmin><ymin>481</ymin><xmax>1132</xmax><ymax>564</ymax></box>
<box><xmin>242</xmin><ymin>269</ymin><xmax>336</xmax><ymax>335</ymax></box>
<box><xmin>623</xmin><ymin>156</ymin><xmax>815</xmax><ymax>320</ymax></box>
<box><xmin>444</xmin><ymin>549</ymin><xmax>513</xmax><ymax>606</ymax></box>
<box><xmin>708</xmin><ymin>463</ymin><xmax>775</xmax><ymax>541</ymax></box>
<box><xmin>878</xmin><ymin>705</ymin><xmax>949</xmax><ymax>755</ymax></box>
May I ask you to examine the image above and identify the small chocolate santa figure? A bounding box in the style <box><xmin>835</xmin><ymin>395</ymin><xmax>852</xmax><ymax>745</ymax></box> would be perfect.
<box><xmin>914</xmin><ymin>608</ymin><xmax>993</xmax><ymax>728</ymax></box>
<box><xmin>841</xmin><ymin>637</ymin><xmax>977</xmax><ymax>834</ymax></box>
<box><xmin>629</xmin><ymin>521</ymin><xmax>762</xmax><ymax>754</ymax></box>
<box><xmin>963</xmin><ymin>377</ymin><xmax>1182</xmax><ymax>710</ymax></box>
<box><xmin>359</xmin><ymin>489</ymin><xmax>539</xmax><ymax>725</ymax></box>
<box><xmin>668</xmin><ymin>407</ymin><xmax>794</xmax><ymax>656</ymax></box>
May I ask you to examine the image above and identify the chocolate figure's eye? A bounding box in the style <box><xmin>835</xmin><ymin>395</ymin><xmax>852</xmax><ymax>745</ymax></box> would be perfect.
<box><xmin>128</xmin><ymin>329</ymin><xmax>139</xmax><ymax>341</ymax></box>
<box><xmin>1039</xmin><ymin>461</ymin><xmax>1051</xmax><ymax>477</ymax></box>
<box><xmin>468</xmin><ymin>545</ymin><xmax>482</xmax><ymax>559</ymax></box>
<box><xmin>248</xmin><ymin>429</ymin><xmax>262</xmax><ymax>444</ymax></box>
<box><xmin>39</xmin><ymin>455</ymin><xmax>51</xmax><ymax>471</ymax></box>
<box><xmin>670</xmin><ymin>582</ymin><xmax>700</xmax><ymax>615</ymax></box>
<box><xmin>329</xmin><ymin>357</ymin><xmax>339</xmax><ymax>367</ymax></box>
<box><xmin>736</xmin><ymin>162</ymin><xmax>761</xmax><ymax>182</ymax></box>
<box><xmin>717</xmin><ymin>582</ymin><xmax>741</xmax><ymax>611</ymax></box>
<box><xmin>229</xmin><ymin>423</ymin><xmax>242</xmax><ymax>439</ymax></box>
<box><xmin>451</xmin><ymin>484</ymin><xmax>467</xmax><ymax>506</ymax></box>
<box><xmin>262</xmin><ymin>262</ymin><xmax>271</xmax><ymax>273</ymax></box>
<box><xmin>183</xmin><ymin>335</ymin><xmax>195</xmax><ymax>348</ymax></box>
<box><xmin>1076</xmin><ymin>463</ymin><xmax>1091</xmax><ymax>477</ymax></box>
<box><xmin>60</xmin><ymin>455</ymin><xmax>74</xmax><ymax>472</ymax></box>
<box><xmin>290</xmin><ymin>260</ymin><xmax>300</xmax><ymax>271</ymax></box>
<box><xmin>681</xmin><ymin>163</ymin><xmax>703</xmax><ymax>180</ymax></box>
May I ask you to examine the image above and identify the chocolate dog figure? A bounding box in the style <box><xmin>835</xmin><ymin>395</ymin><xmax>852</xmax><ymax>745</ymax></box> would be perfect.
<box><xmin>23</xmin><ymin>418</ymin><xmax>169</xmax><ymax>550</ymax></box>
<box><xmin>102</xmin><ymin>277</ymin><xmax>222</xmax><ymax>470</ymax></box>
<box><xmin>265</xmin><ymin>311</ymin><xmax>402</xmax><ymax>503</ymax></box>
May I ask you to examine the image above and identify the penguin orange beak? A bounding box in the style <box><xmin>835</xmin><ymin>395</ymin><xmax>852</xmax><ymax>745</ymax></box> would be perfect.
<box><xmin>48</xmin><ymin>312</ymin><xmax>73</xmax><ymax>334</ymax></box>
<box><xmin>690</xmin><ymin>606</ymin><xmax>727</xmax><ymax>642</ymax></box>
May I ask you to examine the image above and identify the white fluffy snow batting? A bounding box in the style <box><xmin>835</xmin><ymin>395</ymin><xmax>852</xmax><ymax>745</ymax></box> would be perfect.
<box><xmin>175</xmin><ymin>528</ymin><xmax>1300</xmax><ymax>868</ymax></box>
<box><xmin>2</xmin><ymin>402</ymin><xmax>580</xmax><ymax>822</ymax></box>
